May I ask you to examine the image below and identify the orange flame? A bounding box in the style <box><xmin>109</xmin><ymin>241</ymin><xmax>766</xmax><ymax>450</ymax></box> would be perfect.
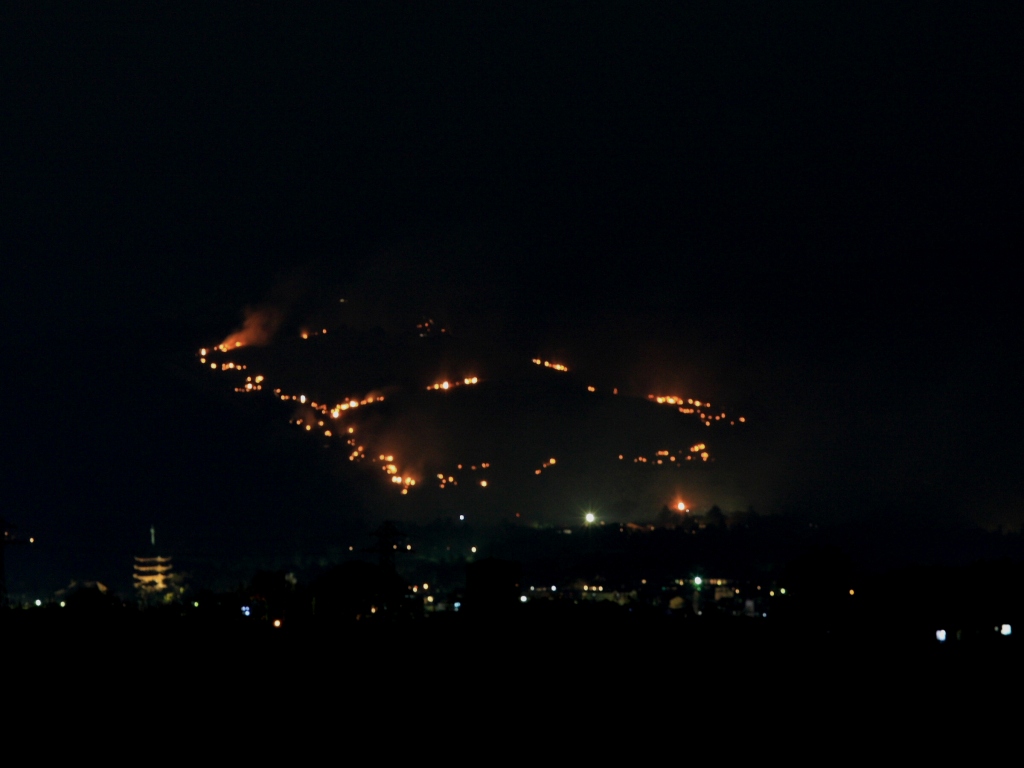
<box><xmin>217</xmin><ymin>307</ymin><xmax>283</xmax><ymax>351</ymax></box>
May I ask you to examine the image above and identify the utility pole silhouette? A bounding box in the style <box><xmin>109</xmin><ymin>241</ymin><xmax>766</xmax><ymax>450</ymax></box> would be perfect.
<box><xmin>1</xmin><ymin>518</ymin><xmax>34</xmax><ymax>609</ymax></box>
<box><xmin>369</xmin><ymin>521</ymin><xmax>407</xmax><ymax>573</ymax></box>
<box><xmin>366</xmin><ymin>521</ymin><xmax>415</xmax><ymax>616</ymax></box>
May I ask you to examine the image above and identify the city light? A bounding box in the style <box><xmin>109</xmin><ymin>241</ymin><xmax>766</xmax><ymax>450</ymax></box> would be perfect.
<box><xmin>693</xmin><ymin>577</ymin><xmax>702</xmax><ymax>586</ymax></box>
<box><xmin>273</xmin><ymin>619</ymin><xmax>282</xmax><ymax>628</ymax></box>
<box><xmin>936</xmin><ymin>629</ymin><xmax>947</xmax><ymax>642</ymax></box>
<box><xmin>1001</xmin><ymin>624</ymin><xmax>1012</xmax><ymax>636</ymax></box>
<box><xmin>585</xmin><ymin>512</ymin><xmax>596</xmax><ymax>524</ymax></box>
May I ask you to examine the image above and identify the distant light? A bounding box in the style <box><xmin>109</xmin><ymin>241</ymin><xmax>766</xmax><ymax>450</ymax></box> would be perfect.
<box><xmin>453</xmin><ymin>602</ymin><xmax>461</xmax><ymax>611</ymax></box>
<box><xmin>273</xmin><ymin>619</ymin><xmax>282</xmax><ymax>628</ymax></box>
<box><xmin>471</xmin><ymin>546</ymin><xmax>477</xmax><ymax>553</ymax></box>
<box><xmin>769</xmin><ymin>590</ymin><xmax>775</xmax><ymax>596</ymax></box>
<box><xmin>693</xmin><ymin>577</ymin><xmax>702</xmax><ymax>586</ymax></box>
<box><xmin>60</xmin><ymin>601</ymin><xmax>66</xmax><ymax>608</ymax></box>
<box><xmin>780</xmin><ymin>588</ymin><xmax>786</xmax><ymax>594</ymax></box>
<box><xmin>849</xmin><ymin>589</ymin><xmax>855</xmax><ymax>596</ymax></box>
<box><xmin>193</xmin><ymin>601</ymin><xmax>199</xmax><ymax>608</ymax></box>
<box><xmin>426</xmin><ymin>596</ymin><xmax>434</xmax><ymax>603</ymax></box>
<box><xmin>423</xmin><ymin>583</ymin><xmax>429</xmax><ymax>590</ymax></box>
<box><xmin>459</xmin><ymin>515</ymin><xmax>465</xmax><ymax>521</ymax></box>
<box><xmin>406</xmin><ymin>544</ymin><xmax>412</xmax><ymax>550</ymax></box>
<box><xmin>936</xmin><ymin>629</ymin><xmax>947</xmax><ymax>642</ymax></box>
<box><xmin>1001</xmin><ymin>624</ymin><xmax>1012</xmax><ymax>636</ymax></box>
<box><xmin>676</xmin><ymin>502</ymin><xmax>685</xmax><ymax>512</ymax></box>
<box><xmin>242</xmin><ymin>605</ymin><xmax>251</xmax><ymax>617</ymax></box>
<box><xmin>520</xmin><ymin>595</ymin><xmax>528</xmax><ymax>603</ymax></box>
<box><xmin>29</xmin><ymin>537</ymin><xmax>35</xmax><ymax>543</ymax></box>
<box><xmin>34</xmin><ymin>599</ymin><xmax>41</xmax><ymax>607</ymax></box>
<box><xmin>551</xmin><ymin>585</ymin><xmax>557</xmax><ymax>592</ymax></box>
<box><xmin>585</xmin><ymin>512</ymin><xmax>596</xmax><ymax>524</ymax></box>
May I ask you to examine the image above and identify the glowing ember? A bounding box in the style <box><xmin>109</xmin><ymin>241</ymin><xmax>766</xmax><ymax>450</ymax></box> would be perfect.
<box><xmin>217</xmin><ymin>306</ymin><xmax>282</xmax><ymax>351</ymax></box>
<box><xmin>532</xmin><ymin>358</ymin><xmax>569</xmax><ymax>372</ymax></box>
<box><xmin>427</xmin><ymin>376</ymin><xmax>479</xmax><ymax>391</ymax></box>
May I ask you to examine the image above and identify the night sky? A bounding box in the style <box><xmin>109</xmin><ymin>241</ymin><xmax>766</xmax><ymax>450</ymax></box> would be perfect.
<box><xmin>3</xmin><ymin>3</ymin><xmax>1022</xmax><ymax>595</ymax></box>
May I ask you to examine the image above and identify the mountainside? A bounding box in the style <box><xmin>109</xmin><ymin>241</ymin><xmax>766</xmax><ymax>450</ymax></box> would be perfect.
<box><xmin>197</xmin><ymin>313</ymin><xmax>758</xmax><ymax>526</ymax></box>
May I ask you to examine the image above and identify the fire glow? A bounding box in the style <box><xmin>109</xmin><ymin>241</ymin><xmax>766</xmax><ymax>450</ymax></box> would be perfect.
<box><xmin>216</xmin><ymin>307</ymin><xmax>282</xmax><ymax>351</ymax></box>
<box><xmin>532</xmin><ymin>358</ymin><xmax>569</xmax><ymax>372</ymax></box>
<box><xmin>199</xmin><ymin>304</ymin><xmax>748</xmax><ymax>506</ymax></box>
<box><xmin>647</xmin><ymin>394</ymin><xmax>747</xmax><ymax>427</ymax></box>
<box><xmin>427</xmin><ymin>377</ymin><xmax>479</xmax><ymax>391</ymax></box>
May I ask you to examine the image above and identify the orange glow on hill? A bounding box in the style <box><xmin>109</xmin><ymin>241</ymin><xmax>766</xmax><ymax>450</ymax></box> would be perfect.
<box><xmin>199</xmin><ymin>304</ymin><xmax>747</xmax><ymax>502</ymax></box>
<box><xmin>427</xmin><ymin>377</ymin><xmax>479</xmax><ymax>391</ymax></box>
<box><xmin>217</xmin><ymin>307</ymin><xmax>282</xmax><ymax>351</ymax></box>
<box><xmin>532</xmin><ymin>358</ymin><xmax>569</xmax><ymax>372</ymax></box>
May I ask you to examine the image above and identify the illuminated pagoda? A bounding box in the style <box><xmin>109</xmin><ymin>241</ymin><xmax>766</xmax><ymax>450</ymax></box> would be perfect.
<box><xmin>133</xmin><ymin>525</ymin><xmax>175</xmax><ymax>601</ymax></box>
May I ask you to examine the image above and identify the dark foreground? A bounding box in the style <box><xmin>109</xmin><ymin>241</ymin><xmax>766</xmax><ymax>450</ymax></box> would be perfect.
<box><xmin>6</xmin><ymin>607</ymin><xmax>1019</xmax><ymax>698</ymax></box>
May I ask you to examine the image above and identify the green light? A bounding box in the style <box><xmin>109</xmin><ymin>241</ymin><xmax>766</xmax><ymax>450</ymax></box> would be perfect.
<box><xmin>693</xmin><ymin>576</ymin><xmax>702</xmax><ymax>586</ymax></box>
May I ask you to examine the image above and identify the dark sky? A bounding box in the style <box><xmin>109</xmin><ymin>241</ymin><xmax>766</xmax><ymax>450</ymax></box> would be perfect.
<box><xmin>3</xmin><ymin>3</ymin><xmax>1022</xmax><ymax>593</ymax></box>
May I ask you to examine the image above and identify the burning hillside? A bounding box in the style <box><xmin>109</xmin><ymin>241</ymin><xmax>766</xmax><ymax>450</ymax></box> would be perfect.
<box><xmin>197</xmin><ymin>301</ymin><xmax>753</xmax><ymax>525</ymax></box>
